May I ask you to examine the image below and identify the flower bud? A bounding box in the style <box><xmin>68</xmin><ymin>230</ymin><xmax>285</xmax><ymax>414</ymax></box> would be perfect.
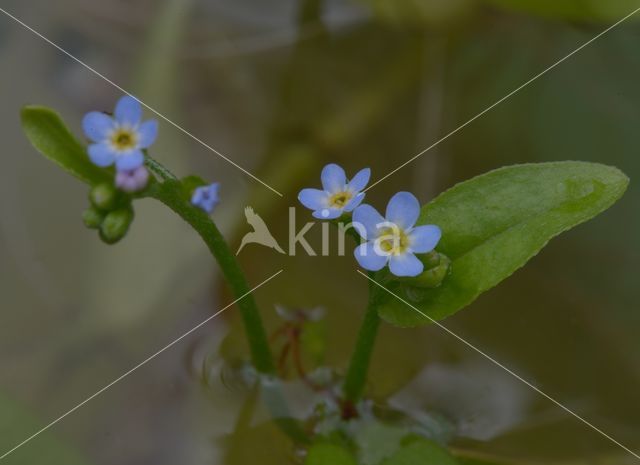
<box><xmin>421</xmin><ymin>250</ymin><xmax>441</xmax><ymax>269</ymax></box>
<box><xmin>82</xmin><ymin>207</ymin><xmax>105</xmax><ymax>230</ymax></box>
<box><xmin>99</xmin><ymin>207</ymin><xmax>134</xmax><ymax>244</ymax></box>
<box><xmin>89</xmin><ymin>183</ymin><xmax>119</xmax><ymax>211</ymax></box>
<box><xmin>116</xmin><ymin>166</ymin><xmax>150</xmax><ymax>193</ymax></box>
<box><xmin>402</xmin><ymin>252</ymin><xmax>451</xmax><ymax>288</ymax></box>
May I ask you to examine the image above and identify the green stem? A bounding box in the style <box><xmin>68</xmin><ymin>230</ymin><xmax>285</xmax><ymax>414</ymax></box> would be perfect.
<box><xmin>342</xmin><ymin>276</ymin><xmax>382</xmax><ymax>407</ymax></box>
<box><xmin>144</xmin><ymin>176</ymin><xmax>275</xmax><ymax>375</ymax></box>
<box><xmin>142</xmin><ymin>159</ymin><xmax>312</xmax><ymax>443</ymax></box>
<box><xmin>145</xmin><ymin>156</ymin><xmax>177</xmax><ymax>181</ymax></box>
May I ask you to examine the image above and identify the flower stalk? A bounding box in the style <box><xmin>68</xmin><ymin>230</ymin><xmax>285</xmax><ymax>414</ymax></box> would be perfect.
<box><xmin>341</xmin><ymin>275</ymin><xmax>383</xmax><ymax>414</ymax></box>
<box><xmin>145</xmin><ymin>177</ymin><xmax>276</xmax><ymax>375</ymax></box>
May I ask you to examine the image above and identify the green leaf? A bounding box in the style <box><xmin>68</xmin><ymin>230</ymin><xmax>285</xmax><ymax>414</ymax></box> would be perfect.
<box><xmin>179</xmin><ymin>175</ymin><xmax>207</xmax><ymax>200</ymax></box>
<box><xmin>380</xmin><ymin>437</ymin><xmax>459</xmax><ymax>465</ymax></box>
<box><xmin>305</xmin><ymin>443</ymin><xmax>358</xmax><ymax>465</ymax></box>
<box><xmin>378</xmin><ymin>162</ymin><xmax>629</xmax><ymax>327</ymax></box>
<box><xmin>354</xmin><ymin>421</ymin><xmax>408</xmax><ymax>465</ymax></box>
<box><xmin>21</xmin><ymin>106</ymin><xmax>111</xmax><ymax>185</ymax></box>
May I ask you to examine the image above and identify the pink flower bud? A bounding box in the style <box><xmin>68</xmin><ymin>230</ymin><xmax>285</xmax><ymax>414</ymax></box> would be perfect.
<box><xmin>115</xmin><ymin>166</ymin><xmax>150</xmax><ymax>193</ymax></box>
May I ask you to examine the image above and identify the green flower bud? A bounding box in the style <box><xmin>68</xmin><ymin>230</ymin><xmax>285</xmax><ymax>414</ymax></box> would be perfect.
<box><xmin>99</xmin><ymin>207</ymin><xmax>134</xmax><ymax>245</ymax></box>
<box><xmin>402</xmin><ymin>252</ymin><xmax>451</xmax><ymax>289</ymax></box>
<box><xmin>89</xmin><ymin>183</ymin><xmax>119</xmax><ymax>211</ymax></box>
<box><xmin>421</xmin><ymin>250</ymin><xmax>441</xmax><ymax>269</ymax></box>
<box><xmin>82</xmin><ymin>207</ymin><xmax>105</xmax><ymax>230</ymax></box>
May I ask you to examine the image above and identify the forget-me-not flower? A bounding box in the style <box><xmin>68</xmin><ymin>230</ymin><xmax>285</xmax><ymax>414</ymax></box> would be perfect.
<box><xmin>298</xmin><ymin>163</ymin><xmax>370</xmax><ymax>219</ymax></box>
<box><xmin>191</xmin><ymin>183</ymin><xmax>220</xmax><ymax>213</ymax></box>
<box><xmin>82</xmin><ymin>95</ymin><xmax>158</xmax><ymax>171</ymax></box>
<box><xmin>353</xmin><ymin>192</ymin><xmax>441</xmax><ymax>277</ymax></box>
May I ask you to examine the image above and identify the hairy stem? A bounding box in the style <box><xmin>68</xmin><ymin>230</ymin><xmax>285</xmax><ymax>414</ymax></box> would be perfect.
<box><xmin>145</xmin><ymin>156</ymin><xmax>178</xmax><ymax>181</ymax></box>
<box><xmin>141</xmin><ymin>163</ymin><xmax>313</xmax><ymax>443</ymax></box>
<box><xmin>145</xmin><ymin>177</ymin><xmax>275</xmax><ymax>374</ymax></box>
<box><xmin>342</xmin><ymin>277</ymin><xmax>382</xmax><ymax>410</ymax></box>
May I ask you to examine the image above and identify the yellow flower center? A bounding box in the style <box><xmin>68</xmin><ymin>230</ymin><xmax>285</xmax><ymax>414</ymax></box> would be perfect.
<box><xmin>328</xmin><ymin>191</ymin><xmax>353</xmax><ymax>208</ymax></box>
<box><xmin>110</xmin><ymin>128</ymin><xmax>138</xmax><ymax>152</ymax></box>
<box><xmin>376</xmin><ymin>226</ymin><xmax>411</xmax><ymax>256</ymax></box>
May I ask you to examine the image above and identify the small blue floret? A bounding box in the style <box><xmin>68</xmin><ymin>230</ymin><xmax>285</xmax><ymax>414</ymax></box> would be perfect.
<box><xmin>298</xmin><ymin>163</ymin><xmax>370</xmax><ymax>220</ymax></box>
<box><xmin>82</xmin><ymin>95</ymin><xmax>158</xmax><ymax>171</ymax></box>
<box><xmin>191</xmin><ymin>183</ymin><xmax>220</xmax><ymax>213</ymax></box>
<box><xmin>353</xmin><ymin>192</ymin><xmax>441</xmax><ymax>277</ymax></box>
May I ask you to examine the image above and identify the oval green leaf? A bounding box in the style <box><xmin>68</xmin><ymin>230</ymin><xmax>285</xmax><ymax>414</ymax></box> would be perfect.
<box><xmin>378</xmin><ymin>162</ymin><xmax>629</xmax><ymax>327</ymax></box>
<box><xmin>21</xmin><ymin>106</ymin><xmax>111</xmax><ymax>185</ymax></box>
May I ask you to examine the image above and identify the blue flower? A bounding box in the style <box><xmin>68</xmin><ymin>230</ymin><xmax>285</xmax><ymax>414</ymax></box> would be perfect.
<box><xmin>298</xmin><ymin>163</ymin><xmax>370</xmax><ymax>219</ymax></box>
<box><xmin>82</xmin><ymin>95</ymin><xmax>158</xmax><ymax>171</ymax></box>
<box><xmin>353</xmin><ymin>192</ymin><xmax>441</xmax><ymax>277</ymax></box>
<box><xmin>191</xmin><ymin>183</ymin><xmax>220</xmax><ymax>213</ymax></box>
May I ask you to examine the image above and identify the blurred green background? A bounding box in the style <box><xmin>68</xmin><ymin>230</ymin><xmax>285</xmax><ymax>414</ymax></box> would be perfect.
<box><xmin>1</xmin><ymin>0</ymin><xmax>639</xmax><ymax>463</ymax></box>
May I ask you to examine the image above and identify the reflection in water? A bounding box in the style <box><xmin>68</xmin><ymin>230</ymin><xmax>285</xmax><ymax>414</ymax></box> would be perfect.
<box><xmin>389</xmin><ymin>362</ymin><xmax>533</xmax><ymax>441</ymax></box>
<box><xmin>211</xmin><ymin>357</ymin><xmax>533</xmax><ymax>463</ymax></box>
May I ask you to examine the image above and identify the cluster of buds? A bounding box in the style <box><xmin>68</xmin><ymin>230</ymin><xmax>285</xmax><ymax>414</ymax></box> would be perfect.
<box><xmin>82</xmin><ymin>183</ymin><xmax>134</xmax><ymax>244</ymax></box>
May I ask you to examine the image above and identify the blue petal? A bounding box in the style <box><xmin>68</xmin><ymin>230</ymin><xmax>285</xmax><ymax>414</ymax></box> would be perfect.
<box><xmin>206</xmin><ymin>184</ymin><xmax>221</xmax><ymax>210</ymax></box>
<box><xmin>207</xmin><ymin>183</ymin><xmax>221</xmax><ymax>200</ymax></box>
<box><xmin>299</xmin><ymin>188</ymin><xmax>328</xmax><ymax>211</ymax></box>
<box><xmin>82</xmin><ymin>112</ymin><xmax>114</xmax><ymax>142</ymax></box>
<box><xmin>343</xmin><ymin>192</ymin><xmax>365</xmax><ymax>212</ymax></box>
<box><xmin>191</xmin><ymin>188</ymin><xmax>205</xmax><ymax>205</ymax></box>
<box><xmin>137</xmin><ymin>120</ymin><xmax>158</xmax><ymax>148</ymax></box>
<box><xmin>386</xmin><ymin>191</ymin><xmax>420</xmax><ymax>229</ymax></box>
<box><xmin>354</xmin><ymin>242</ymin><xmax>388</xmax><ymax>272</ymax></box>
<box><xmin>389</xmin><ymin>253</ymin><xmax>424</xmax><ymax>277</ymax></box>
<box><xmin>88</xmin><ymin>143</ymin><xmax>115</xmax><ymax>167</ymax></box>
<box><xmin>349</xmin><ymin>168</ymin><xmax>371</xmax><ymax>192</ymax></box>
<box><xmin>204</xmin><ymin>199</ymin><xmax>218</xmax><ymax>213</ymax></box>
<box><xmin>348</xmin><ymin>168</ymin><xmax>371</xmax><ymax>192</ymax></box>
<box><xmin>409</xmin><ymin>225</ymin><xmax>441</xmax><ymax>253</ymax></box>
<box><xmin>114</xmin><ymin>95</ymin><xmax>143</xmax><ymax>126</ymax></box>
<box><xmin>321</xmin><ymin>163</ymin><xmax>347</xmax><ymax>193</ymax></box>
<box><xmin>312</xmin><ymin>208</ymin><xmax>341</xmax><ymax>220</ymax></box>
<box><xmin>352</xmin><ymin>204</ymin><xmax>384</xmax><ymax>239</ymax></box>
<box><xmin>115</xmin><ymin>150</ymin><xmax>144</xmax><ymax>171</ymax></box>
